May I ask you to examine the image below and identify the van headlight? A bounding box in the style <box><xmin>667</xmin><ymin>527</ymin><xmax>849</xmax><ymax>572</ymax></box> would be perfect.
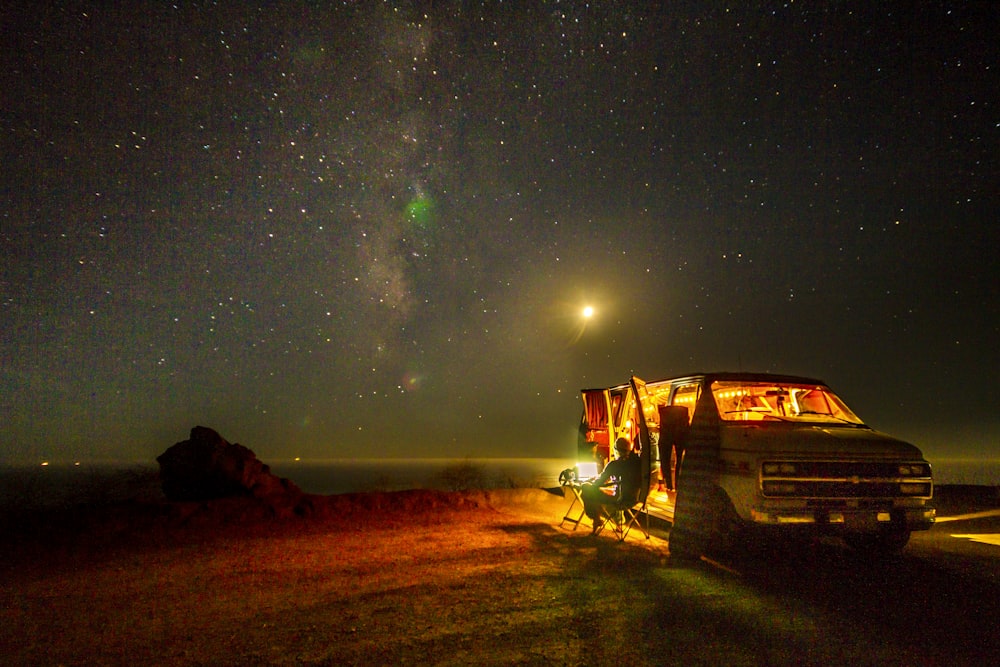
<box><xmin>898</xmin><ymin>463</ymin><xmax>930</xmax><ymax>477</ymax></box>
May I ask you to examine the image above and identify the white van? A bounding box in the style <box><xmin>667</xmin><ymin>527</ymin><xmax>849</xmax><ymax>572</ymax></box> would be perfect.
<box><xmin>577</xmin><ymin>372</ymin><xmax>935</xmax><ymax>553</ymax></box>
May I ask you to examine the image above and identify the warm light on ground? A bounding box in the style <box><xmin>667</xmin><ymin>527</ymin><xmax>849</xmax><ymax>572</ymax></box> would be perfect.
<box><xmin>951</xmin><ymin>534</ymin><xmax>1000</xmax><ymax>546</ymax></box>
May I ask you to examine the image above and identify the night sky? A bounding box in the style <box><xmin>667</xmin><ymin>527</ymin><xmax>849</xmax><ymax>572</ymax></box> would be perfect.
<box><xmin>2</xmin><ymin>2</ymin><xmax>997</xmax><ymax>465</ymax></box>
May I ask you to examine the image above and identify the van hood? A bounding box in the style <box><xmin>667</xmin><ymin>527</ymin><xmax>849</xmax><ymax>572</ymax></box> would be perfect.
<box><xmin>721</xmin><ymin>423</ymin><xmax>926</xmax><ymax>460</ymax></box>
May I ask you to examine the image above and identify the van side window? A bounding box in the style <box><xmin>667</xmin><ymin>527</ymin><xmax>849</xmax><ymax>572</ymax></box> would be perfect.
<box><xmin>670</xmin><ymin>382</ymin><xmax>699</xmax><ymax>422</ymax></box>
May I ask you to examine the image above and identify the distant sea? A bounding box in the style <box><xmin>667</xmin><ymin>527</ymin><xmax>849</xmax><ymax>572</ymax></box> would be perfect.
<box><xmin>268</xmin><ymin>457</ymin><xmax>575</xmax><ymax>494</ymax></box>
<box><xmin>2</xmin><ymin>457</ymin><xmax>998</xmax><ymax>509</ymax></box>
<box><xmin>267</xmin><ymin>457</ymin><xmax>1000</xmax><ymax>493</ymax></box>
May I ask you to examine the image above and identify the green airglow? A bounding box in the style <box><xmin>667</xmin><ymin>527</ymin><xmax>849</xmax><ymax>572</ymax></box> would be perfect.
<box><xmin>405</xmin><ymin>194</ymin><xmax>435</xmax><ymax>229</ymax></box>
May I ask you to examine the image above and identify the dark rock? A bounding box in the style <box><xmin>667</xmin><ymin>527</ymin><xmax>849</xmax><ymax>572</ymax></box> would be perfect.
<box><xmin>156</xmin><ymin>426</ymin><xmax>306</xmax><ymax>516</ymax></box>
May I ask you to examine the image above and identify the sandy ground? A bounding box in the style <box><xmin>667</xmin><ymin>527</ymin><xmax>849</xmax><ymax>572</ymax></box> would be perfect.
<box><xmin>1</xmin><ymin>485</ymin><xmax>998</xmax><ymax>666</ymax></box>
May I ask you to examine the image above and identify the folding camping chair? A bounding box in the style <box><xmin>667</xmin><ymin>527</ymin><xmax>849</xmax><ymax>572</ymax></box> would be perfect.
<box><xmin>595</xmin><ymin>481</ymin><xmax>650</xmax><ymax>541</ymax></box>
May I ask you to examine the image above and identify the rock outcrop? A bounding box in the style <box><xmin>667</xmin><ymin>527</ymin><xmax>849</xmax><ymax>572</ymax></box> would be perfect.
<box><xmin>157</xmin><ymin>426</ymin><xmax>308</xmax><ymax>517</ymax></box>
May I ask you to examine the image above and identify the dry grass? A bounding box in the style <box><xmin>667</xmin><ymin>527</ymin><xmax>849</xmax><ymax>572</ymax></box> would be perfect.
<box><xmin>2</xmin><ymin>485</ymin><xmax>998</xmax><ymax>666</ymax></box>
<box><xmin>3</xmin><ymin>489</ymin><xmax>652</xmax><ymax>666</ymax></box>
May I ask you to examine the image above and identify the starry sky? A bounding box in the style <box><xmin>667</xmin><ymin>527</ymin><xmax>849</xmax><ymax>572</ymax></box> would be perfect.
<box><xmin>2</xmin><ymin>1</ymin><xmax>997</xmax><ymax>465</ymax></box>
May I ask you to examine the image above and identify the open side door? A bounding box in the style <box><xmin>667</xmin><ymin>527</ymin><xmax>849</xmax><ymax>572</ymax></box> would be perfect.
<box><xmin>629</xmin><ymin>377</ymin><xmax>656</xmax><ymax>499</ymax></box>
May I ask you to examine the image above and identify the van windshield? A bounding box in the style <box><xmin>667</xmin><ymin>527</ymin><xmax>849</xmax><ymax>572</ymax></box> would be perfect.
<box><xmin>711</xmin><ymin>381</ymin><xmax>864</xmax><ymax>425</ymax></box>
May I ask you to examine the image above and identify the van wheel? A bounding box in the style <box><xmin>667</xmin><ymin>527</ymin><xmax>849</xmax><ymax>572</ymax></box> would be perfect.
<box><xmin>707</xmin><ymin>488</ymin><xmax>743</xmax><ymax>556</ymax></box>
<box><xmin>844</xmin><ymin>529</ymin><xmax>911</xmax><ymax>555</ymax></box>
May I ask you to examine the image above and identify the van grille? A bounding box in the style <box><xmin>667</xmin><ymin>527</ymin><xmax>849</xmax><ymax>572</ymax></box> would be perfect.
<box><xmin>760</xmin><ymin>460</ymin><xmax>933</xmax><ymax>499</ymax></box>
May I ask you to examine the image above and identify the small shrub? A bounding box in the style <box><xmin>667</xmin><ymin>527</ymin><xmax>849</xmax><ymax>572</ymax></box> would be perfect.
<box><xmin>432</xmin><ymin>460</ymin><xmax>487</xmax><ymax>491</ymax></box>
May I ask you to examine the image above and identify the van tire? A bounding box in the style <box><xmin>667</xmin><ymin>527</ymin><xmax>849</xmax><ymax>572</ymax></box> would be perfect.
<box><xmin>844</xmin><ymin>529</ymin><xmax>911</xmax><ymax>555</ymax></box>
<box><xmin>707</xmin><ymin>487</ymin><xmax>743</xmax><ymax>556</ymax></box>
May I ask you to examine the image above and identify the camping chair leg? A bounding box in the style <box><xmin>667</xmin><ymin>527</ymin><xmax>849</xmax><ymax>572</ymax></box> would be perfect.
<box><xmin>594</xmin><ymin>505</ymin><xmax>616</xmax><ymax>538</ymax></box>
<box><xmin>594</xmin><ymin>498</ymin><xmax>650</xmax><ymax>541</ymax></box>
<box><xmin>619</xmin><ymin>502</ymin><xmax>650</xmax><ymax>541</ymax></box>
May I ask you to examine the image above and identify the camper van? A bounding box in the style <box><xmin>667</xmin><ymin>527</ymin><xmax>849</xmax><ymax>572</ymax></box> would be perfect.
<box><xmin>577</xmin><ymin>372</ymin><xmax>935</xmax><ymax>553</ymax></box>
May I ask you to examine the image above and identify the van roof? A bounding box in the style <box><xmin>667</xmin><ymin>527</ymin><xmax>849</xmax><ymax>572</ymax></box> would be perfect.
<box><xmin>582</xmin><ymin>371</ymin><xmax>828</xmax><ymax>393</ymax></box>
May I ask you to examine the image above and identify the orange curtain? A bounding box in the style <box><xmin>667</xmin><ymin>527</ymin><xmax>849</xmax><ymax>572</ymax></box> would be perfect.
<box><xmin>584</xmin><ymin>391</ymin><xmax>607</xmax><ymax>429</ymax></box>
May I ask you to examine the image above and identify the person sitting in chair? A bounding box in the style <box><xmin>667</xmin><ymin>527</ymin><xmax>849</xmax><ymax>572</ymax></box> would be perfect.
<box><xmin>581</xmin><ymin>437</ymin><xmax>642</xmax><ymax>535</ymax></box>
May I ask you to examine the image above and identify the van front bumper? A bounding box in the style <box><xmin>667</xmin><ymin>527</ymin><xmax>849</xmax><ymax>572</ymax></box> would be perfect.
<box><xmin>750</xmin><ymin>506</ymin><xmax>936</xmax><ymax>532</ymax></box>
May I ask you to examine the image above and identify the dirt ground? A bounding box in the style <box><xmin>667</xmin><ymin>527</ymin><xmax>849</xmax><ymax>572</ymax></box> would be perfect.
<box><xmin>1</xmin><ymin>486</ymin><xmax>997</xmax><ymax>666</ymax></box>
